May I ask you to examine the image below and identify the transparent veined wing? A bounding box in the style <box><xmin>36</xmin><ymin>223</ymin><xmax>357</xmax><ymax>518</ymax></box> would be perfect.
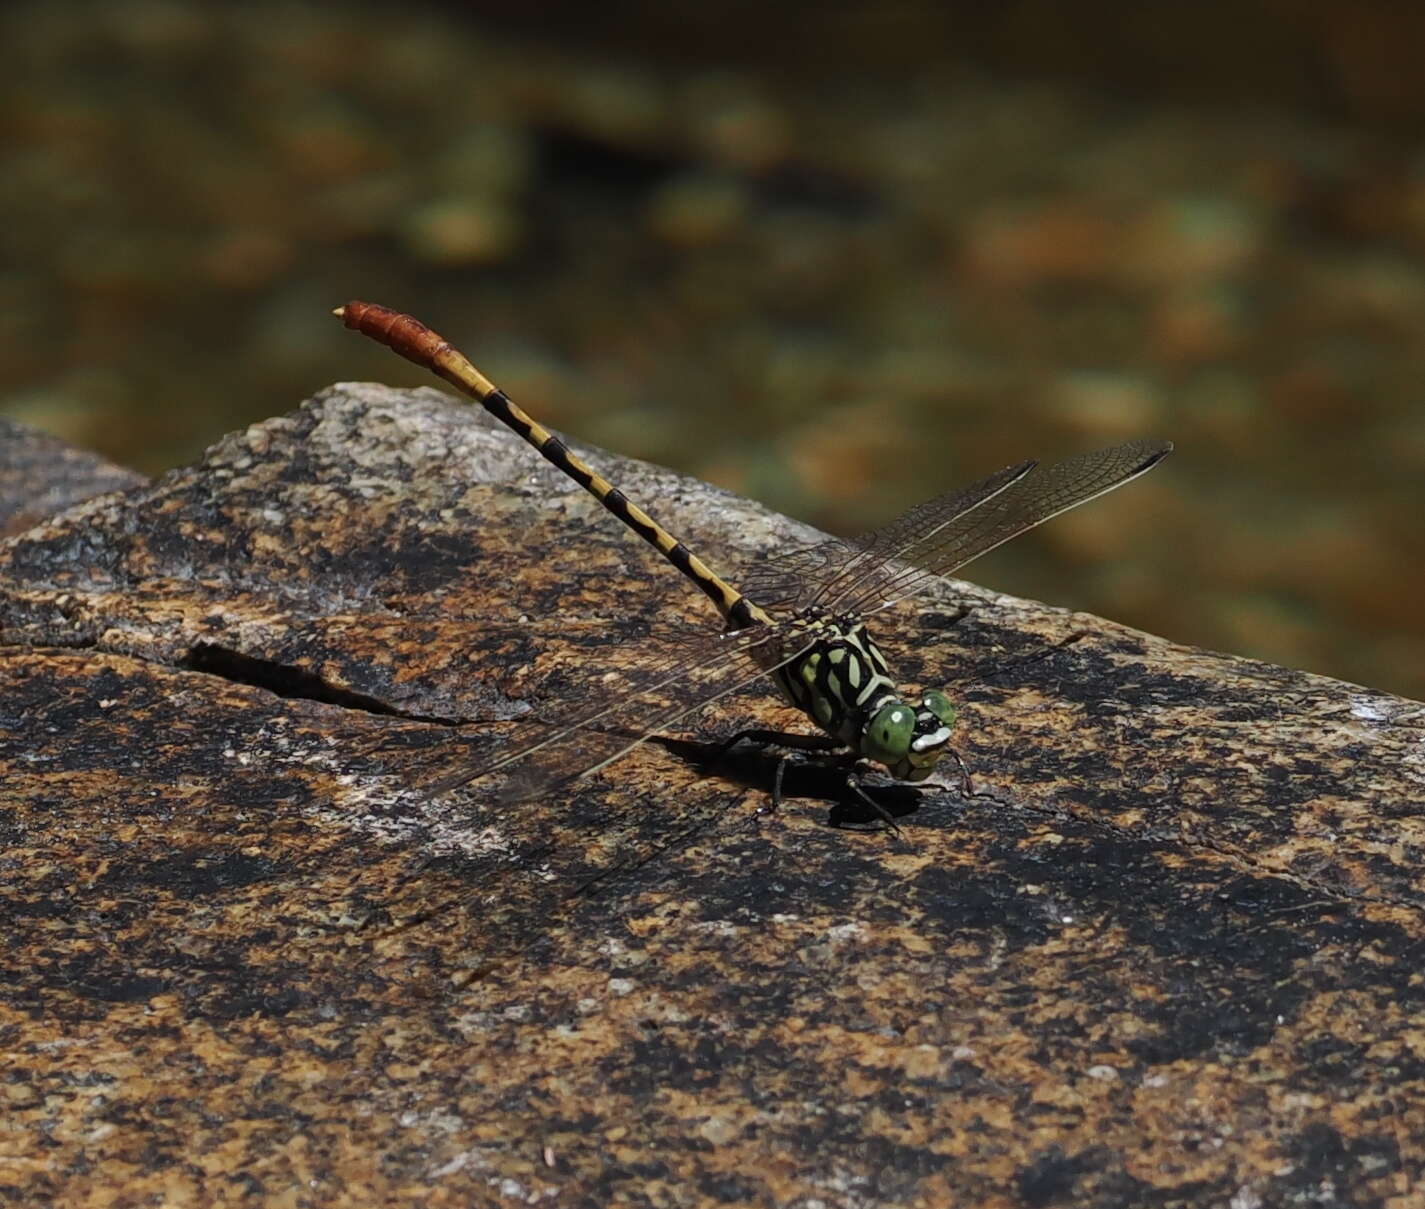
<box><xmin>832</xmin><ymin>439</ymin><xmax>1171</xmax><ymax>617</ymax></box>
<box><xmin>383</xmin><ymin>615</ymin><xmax>821</xmax><ymax>802</ymax></box>
<box><xmin>736</xmin><ymin>458</ymin><xmax>1037</xmax><ymax>614</ymax></box>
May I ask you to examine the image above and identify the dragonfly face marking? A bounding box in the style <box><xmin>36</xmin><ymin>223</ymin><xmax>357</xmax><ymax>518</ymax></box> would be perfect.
<box><xmin>335</xmin><ymin>301</ymin><xmax>1171</xmax><ymax>812</ymax></box>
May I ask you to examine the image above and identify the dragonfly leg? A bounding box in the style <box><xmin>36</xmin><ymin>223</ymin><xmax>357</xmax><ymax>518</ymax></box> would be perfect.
<box><xmin>714</xmin><ymin>728</ymin><xmax>847</xmax><ymax>814</ymax></box>
<box><xmin>771</xmin><ymin>755</ymin><xmax>788</xmax><ymax>813</ymax></box>
<box><xmin>944</xmin><ymin>747</ymin><xmax>974</xmax><ymax>797</ymax></box>
<box><xmin>715</xmin><ymin>727</ymin><xmax>846</xmax><ymax>757</ymax></box>
<box><xmin>843</xmin><ymin>772</ymin><xmax>902</xmax><ymax>834</ymax></box>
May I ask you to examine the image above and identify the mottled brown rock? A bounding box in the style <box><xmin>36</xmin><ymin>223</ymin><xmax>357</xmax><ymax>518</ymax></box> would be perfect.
<box><xmin>0</xmin><ymin>417</ymin><xmax>147</xmax><ymax>536</ymax></box>
<box><xmin>2</xmin><ymin>384</ymin><xmax>1422</xmax><ymax>1207</ymax></box>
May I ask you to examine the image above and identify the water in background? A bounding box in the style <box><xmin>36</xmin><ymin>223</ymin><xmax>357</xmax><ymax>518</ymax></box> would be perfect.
<box><xmin>3</xmin><ymin>1</ymin><xmax>1423</xmax><ymax>699</ymax></box>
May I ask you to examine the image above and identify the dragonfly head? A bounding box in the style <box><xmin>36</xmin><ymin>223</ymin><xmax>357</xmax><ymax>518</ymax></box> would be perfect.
<box><xmin>861</xmin><ymin>689</ymin><xmax>957</xmax><ymax>781</ymax></box>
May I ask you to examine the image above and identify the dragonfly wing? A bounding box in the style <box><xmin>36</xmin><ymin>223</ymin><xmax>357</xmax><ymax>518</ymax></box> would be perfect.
<box><xmin>832</xmin><ymin>439</ymin><xmax>1172</xmax><ymax>616</ymax></box>
<box><xmin>386</xmin><ymin>619</ymin><xmax>816</xmax><ymax>800</ymax></box>
<box><xmin>731</xmin><ymin>539</ymin><xmax>858</xmax><ymax>614</ymax></box>
<box><xmin>737</xmin><ymin>458</ymin><xmax>1037</xmax><ymax>614</ymax></box>
<box><xmin>492</xmin><ymin>629</ymin><xmax>820</xmax><ymax>804</ymax></box>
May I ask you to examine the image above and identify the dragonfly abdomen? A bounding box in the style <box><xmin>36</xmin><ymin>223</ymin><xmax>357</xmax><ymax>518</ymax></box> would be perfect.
<box><xmin>335</xmin><ymin>300</ymin><xmax>767</xmax><ymax>628</ymax></box>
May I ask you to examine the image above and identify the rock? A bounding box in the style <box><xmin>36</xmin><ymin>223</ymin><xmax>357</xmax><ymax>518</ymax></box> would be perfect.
<box><xmin>2</xmin><ymin>384</ymin><xmax>1421</xmax><ymax>1205</ymax></box>
<box><xmin>0</xmin><ymin>417</ymin><xmax>146</xmax><ymax>536</ymax></box>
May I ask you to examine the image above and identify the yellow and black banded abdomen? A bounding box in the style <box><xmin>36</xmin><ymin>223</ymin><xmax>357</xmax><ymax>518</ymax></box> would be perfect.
<box><xmin>337</xmin><ymin>300</ymin><xmax>762</xmax><ymax>626</ymax></box>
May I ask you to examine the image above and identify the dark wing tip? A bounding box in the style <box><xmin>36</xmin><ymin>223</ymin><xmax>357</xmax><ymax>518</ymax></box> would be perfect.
<box><xmin>1137</xmin><ymin>438</ymin><xmax>1174</xmax><ymax>472</ymax></box>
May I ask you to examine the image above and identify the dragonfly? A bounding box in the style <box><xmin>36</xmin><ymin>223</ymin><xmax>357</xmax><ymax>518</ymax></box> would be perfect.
<box><xmin>336</xmin><ymin>301</ymin><xmax>1171</xmax><ymax>821</ymax></box>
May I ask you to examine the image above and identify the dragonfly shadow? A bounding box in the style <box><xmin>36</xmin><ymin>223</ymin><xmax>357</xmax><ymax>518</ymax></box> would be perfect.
<box><xmin>655</xmin><ymin>735</ymin><xmax>926</xmax><ymax>828</ymax></box>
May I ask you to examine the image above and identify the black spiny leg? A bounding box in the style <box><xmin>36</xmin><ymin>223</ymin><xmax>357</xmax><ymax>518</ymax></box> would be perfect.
<box><xmin>717</xmin><ymin>729</ymin><xmax>900</xmax><ymax>829</ymax></box>
<box><xmin>944</xmin><ymin>747</ymin><xmax>974</xmax><ymax>798</ymax></box>
<box><xmin>717</xmin><ymin>727</ymin><xmax>848</xmax><ymax>756</ymax></box>
<box><xmin>714</xmin><ymin>728</ymin><xmax>847</xmax><ymax>812</ymax></box>
<box><xmin>843</xmin><ymin>772</ymin><xmax>902</xmax><ymax>833</ymax></box>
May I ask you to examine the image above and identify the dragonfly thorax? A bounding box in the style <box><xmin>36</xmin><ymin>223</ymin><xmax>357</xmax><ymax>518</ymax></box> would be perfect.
<box><xmin>773</xmin><ymin>613</ymin><xmax>958</xmax><ymax>782</ymax></box>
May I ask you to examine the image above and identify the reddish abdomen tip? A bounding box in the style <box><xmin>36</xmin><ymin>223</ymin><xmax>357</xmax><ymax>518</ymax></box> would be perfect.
<box><xmin>336</xmin><ymin>300</ymin><xmax>445</xmax><ymax>368</ymax></box>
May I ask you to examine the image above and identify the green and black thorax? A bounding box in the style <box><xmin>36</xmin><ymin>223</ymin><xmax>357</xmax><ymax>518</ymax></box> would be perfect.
<box><xmin>764</xmin><ymin>608</ymin><xmax>957</xmax><ymax>783</ymax></box>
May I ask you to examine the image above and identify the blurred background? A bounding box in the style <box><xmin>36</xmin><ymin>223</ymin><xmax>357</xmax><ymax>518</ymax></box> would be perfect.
<box><xmin>3</xmin><ymin>1</ymin><xmax>1424</xmax><ymax>700</ymax></box>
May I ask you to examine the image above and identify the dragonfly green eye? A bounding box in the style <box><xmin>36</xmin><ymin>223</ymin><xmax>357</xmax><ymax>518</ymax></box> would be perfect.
<box><xmin>864</xmin><ymin>702</ymin><xmax>916</xmax><ymax>764</ymax></box>
<box><xmin>922</xmin><ymin>689</ymin><xmax>956</xmax><ymax>727</ymax></box>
